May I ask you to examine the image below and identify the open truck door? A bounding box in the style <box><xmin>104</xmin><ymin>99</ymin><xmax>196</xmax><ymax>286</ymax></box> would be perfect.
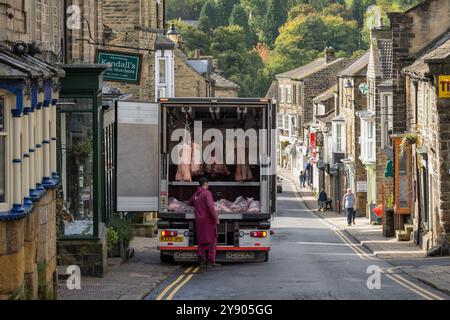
<box><xmin>116</xmin><ymin>101</ymin><xmax>160</xmax><ymax>212</ymax></box>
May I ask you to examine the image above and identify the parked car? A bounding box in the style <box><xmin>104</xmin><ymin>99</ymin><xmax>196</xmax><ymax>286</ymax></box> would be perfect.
<box><xmin>277</xmin><ymin>176</ymin><xmax>283</xmax><ymax>193</ymax></box>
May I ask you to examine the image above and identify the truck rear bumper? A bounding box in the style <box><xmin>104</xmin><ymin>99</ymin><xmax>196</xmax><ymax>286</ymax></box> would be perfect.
<box><xmin>160</xmin><ymin>246</ymin><xmax>270</xmax><ymax>262</ymax></box>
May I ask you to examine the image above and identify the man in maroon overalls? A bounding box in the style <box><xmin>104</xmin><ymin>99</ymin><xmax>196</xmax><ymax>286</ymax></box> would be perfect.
<box><xmin>189</xmin><ymin>177</ymin><xmax>220</xmax><ymax>268</ymax></box>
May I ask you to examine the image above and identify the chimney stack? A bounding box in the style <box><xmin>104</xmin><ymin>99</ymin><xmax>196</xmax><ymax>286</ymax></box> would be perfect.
<box><xmin>325</xmin><ymin>47</ymin><xmax>336</xmax><ymax>63</ymax></box>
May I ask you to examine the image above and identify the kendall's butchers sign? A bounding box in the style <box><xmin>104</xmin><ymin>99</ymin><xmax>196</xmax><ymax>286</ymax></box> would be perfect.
<box><xmin>96</xmin><ymin>50</ymin><xmax>143</xmax><ymax>84</ymax></box>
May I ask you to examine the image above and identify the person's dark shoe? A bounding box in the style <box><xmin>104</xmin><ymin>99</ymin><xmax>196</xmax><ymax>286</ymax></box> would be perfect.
<box><xmin>348</xmin><ymin>224</ymin><xmax>352</xmax><ymax>227</ymax></box>
<box><xmin>200</xmin><ymin>261</ymin><xmax>208</xmax><ymax>268</ymax></box>
<box><xmin>207</xmin><ymin>262</ymin><xmax>221</xmax><ymax>268</ymax></box>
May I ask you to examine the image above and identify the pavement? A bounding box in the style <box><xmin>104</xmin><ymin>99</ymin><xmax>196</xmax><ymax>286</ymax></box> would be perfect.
<box><xmin>279</xmin><ymin>169</ymin><xmax>450</xmax><ymax>296</ymax></box>
<box><xmin>57</xmin><ymin>237</ymin><xmax>181</xmax><ymax>300</ymax></box>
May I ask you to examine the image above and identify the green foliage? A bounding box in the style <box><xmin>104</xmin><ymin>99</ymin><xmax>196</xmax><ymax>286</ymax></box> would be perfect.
<box><xmin>199</xmin><ymin>0</ymin><xmax>219</xmax><ymax>32</ymax></box>
<box><xmin>229</xmin><ymin>4</ymin><xmax>256</xmax><ymax>46</ymax></box>
<box><xmin>167</xmin><ymin>0</ymin><xmax>207</xmax><ymax>20</ymax></box>
<box><xmin>109</xmin><ymin>216</ymin><xmax>134</xmax><ymax>245</ymax></box>
<box><xmin>106</xmin><ymin>227</ymin><xmax>119</xmax><ymax>251</ymax></box>
<box><xmin>172</xmin><ymin>20</ymin><xmax>212</xmax><ymax>56</ymax></box>
<box><xmin>261</xmin><ymin>0</ymin><xmax>289</xmax><ymax>46</ymax></box>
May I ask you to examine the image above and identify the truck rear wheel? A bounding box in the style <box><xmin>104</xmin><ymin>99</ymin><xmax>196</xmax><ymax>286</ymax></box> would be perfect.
<box><xmin>264</xmin><ymin>252</ymin><xmax>269</xmax><ymax>262</ymax></box>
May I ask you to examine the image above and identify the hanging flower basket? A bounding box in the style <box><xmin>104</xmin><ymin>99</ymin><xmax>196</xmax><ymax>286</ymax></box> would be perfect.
<box><xmin>400</xmin><ymin>133</ymin><xmax>418</xmax><ymax>157</ymax></box>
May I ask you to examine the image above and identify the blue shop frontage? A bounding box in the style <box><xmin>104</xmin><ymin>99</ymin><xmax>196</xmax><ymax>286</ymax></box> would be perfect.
<box><xmin>0</xmin><ymin>44</ymin><xmax>65</xmax><ymax>299</ymax></box>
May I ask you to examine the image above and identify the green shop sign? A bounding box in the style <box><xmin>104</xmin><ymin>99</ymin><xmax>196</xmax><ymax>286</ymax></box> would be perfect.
<box><xmin>95</xmin><ymin>50</ymin><xmax>143</xmax><ymax>84</ymax></box>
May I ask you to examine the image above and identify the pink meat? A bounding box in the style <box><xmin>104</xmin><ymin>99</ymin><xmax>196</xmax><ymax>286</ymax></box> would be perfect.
<box><xmin>230</xmin><ymin>196</ymin><xmax>249</xmax><ymax>212</ymax></box>
<box><xmin>169</xmin><ymin>199</ymin><xmax>194</xmax><ymax>213</ymax></box>
<box><xmin>248</xmin><ymin>200</ymin><xmax>261</xmax><ymax>213</ymax></box>
<box><xmin>191</xmin><ymin>143</ymin><xmax>204</xmax><ymax>176</ymax></box>
<box><xmin>175</xmin><ymin>144</ymin><xmax>192</xmax><ymax>182</ymax></box>
<box><xmin>235</xmin><ymin>164</ymin><xmax>253</xmax><ymax>182</ymax></box>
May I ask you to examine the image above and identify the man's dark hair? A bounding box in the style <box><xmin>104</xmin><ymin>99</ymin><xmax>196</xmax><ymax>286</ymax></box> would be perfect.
<box><xmin>199</xmin><ymin>177</ymin><xmax>209</xmax><ymax>187</ymax></box>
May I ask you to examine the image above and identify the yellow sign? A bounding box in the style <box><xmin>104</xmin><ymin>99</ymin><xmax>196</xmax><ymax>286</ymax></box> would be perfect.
<box><xmin>439</xmin><ymin>76</ymin><xmax>450</xmax><ymax>98</ymax></box>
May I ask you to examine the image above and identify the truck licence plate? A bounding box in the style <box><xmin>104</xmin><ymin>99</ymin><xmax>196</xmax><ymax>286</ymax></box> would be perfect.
<box><xmin>226</xmin><ymin>251</ymin><xmax>255</xmax><ymax>260</ymax></box>
<box><xmin>160</xmin><ymin>237</ymin><xmax>184</xmax><ymax>243</ymax></box>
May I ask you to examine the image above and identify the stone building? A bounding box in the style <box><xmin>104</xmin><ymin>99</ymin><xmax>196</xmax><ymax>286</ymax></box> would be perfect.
<box><xmin>361</xmin><ymin>26</ymin><xmax>395</xmax><ymax>224</ymax></box>
<box><xmin>66</xmin><ymin>0</ymin><xmax>166</xmax><ymax>100</ymax></box>
<box><xmin>0</xmin><ymin>0</ymin><xmax>65</xmax><ymax>300</ymax></box>
<box><xmin>337</xmin><ymin>52</ymin><xmax>370</xmax><ymax>216</ymax></box>
<box><xmin>403</xmin><ymin>33</ymin><xmax>450</xmax><ymax>253</ymax></box>
<box><xmin>175</xmin><ymin>51</ymin><xmax>211</xmax><ymax>97</ymax></box>
<box><xmin>274</xmin><ymin>48</ymin><xmax>353</xmax><ymax>177</ymax></box>
<box><xmin>210</xmin><ymin>73</ymin><xmax>240</xmax><ymax>98</ymax></box>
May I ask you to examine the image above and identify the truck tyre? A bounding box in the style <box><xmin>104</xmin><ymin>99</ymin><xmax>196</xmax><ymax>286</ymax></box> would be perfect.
<box><xmin>264</xmin><ymin>252</ymin><xmax>269</xmax><ymax>262</ymax></box>
<box><xmin>160</xmin><ymin>252</ymin><xmax>174</xmax><ymax>263</ymax></box>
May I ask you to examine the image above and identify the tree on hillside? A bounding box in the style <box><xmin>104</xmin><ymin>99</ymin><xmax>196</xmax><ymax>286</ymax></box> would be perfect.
<box><xmin>261</xmin><ymin>0</ymin><xmax>289</xmax><ymax>46</ymax></box>
<box><xmin>229</xmin><ymin>4</ymin><xmax>257</xmax><ymax>46</ymax></box>
<box><xmin>288</xmin><ymin>4</ymin><xmax>316</xmax><ymax>20</ymax></box>
<box><xmin>216</xmin><ymin>0</ymin><xmax>240</xmax><ymax>27</ymax></box>
<box><xmin>199</xmin><ymin>0</ymin><xmax>219</xmax><ymax>32</ymax></box>
<box><xmin>172</xmin><ymin>20</ymin><xmax>212</xmax><ymax>57</ymax></box>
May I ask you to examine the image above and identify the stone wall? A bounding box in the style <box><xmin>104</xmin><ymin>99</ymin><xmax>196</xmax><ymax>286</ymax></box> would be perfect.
<box><xmin>174</xmin><ymin>51</ymin><xmax>207</xmax><ymax>97</ymax></box>
<box><xmin>389</xmin><ymin>0</ymin><xmax>450</xmax><ymax>134</ymax></box>
<box><xmin>0</xmin><ymin>190</ymin><xmax>57</xmax><ymax>300</ymax></box>
<box><xmin>301</xmin><ymin>59</ymin><xmax>353</xmax><ymax>133</ymax></box>
<box><xmin>0</xmin><ymin>0</ymin><xmax>63</xmax><ymax>61</ymax></box>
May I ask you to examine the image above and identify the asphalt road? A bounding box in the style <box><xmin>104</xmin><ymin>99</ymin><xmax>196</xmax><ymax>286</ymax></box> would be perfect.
<box><xmin>147</xmin><ymin>180</ymin><xmax>448</xmax><ymax>300</ymax></box>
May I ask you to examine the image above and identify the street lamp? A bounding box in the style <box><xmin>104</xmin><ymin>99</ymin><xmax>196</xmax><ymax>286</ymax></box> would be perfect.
<box><xmin>167</xmin><ymin>23</ymin><xmax>181</xmax><ymax>45</ymax></box>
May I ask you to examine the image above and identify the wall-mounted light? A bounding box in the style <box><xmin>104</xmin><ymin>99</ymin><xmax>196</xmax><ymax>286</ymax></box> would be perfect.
<box><xmin>167</xmin><ymin>23</ymin><xmax>181</xmax><ymax>45</ymax></box>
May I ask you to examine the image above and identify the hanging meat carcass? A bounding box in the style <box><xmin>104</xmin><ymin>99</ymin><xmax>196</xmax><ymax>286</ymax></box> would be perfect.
<box><xmin>175</xmin><ymin>142</ymin><xmax>192</xmax><ymax>182</ymax></box>
<box><xmin>205</xmin><ymin>140</ymin><xmax>230</xmax><ymax>179</ymax></box>
<box><xmin>190</xmin><ymin>142</ymin><xmax>204</xmax><ymax>177</ymax></box>
<box><xmin>234</xmin><ymin>142</ymin><xmax>254</xmax><ymax>182</ymax></box>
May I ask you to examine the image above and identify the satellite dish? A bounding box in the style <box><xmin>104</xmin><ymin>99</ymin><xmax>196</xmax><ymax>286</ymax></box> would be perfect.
<box><xmin>359</xmin><ymin>83</ymin><xmax>369</xmax><ymax>95</ymax></box>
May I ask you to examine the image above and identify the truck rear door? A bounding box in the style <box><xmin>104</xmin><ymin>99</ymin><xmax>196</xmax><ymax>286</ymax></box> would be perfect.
<box><xmin>116</xmin><ymin>101</ymin><xmax>160</xmax><ymax>212</ymax></box>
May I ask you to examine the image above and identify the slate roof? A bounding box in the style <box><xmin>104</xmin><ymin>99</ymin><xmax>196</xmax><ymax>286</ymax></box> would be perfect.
<box><xmin>276</xmin><ymin>57</ymin><xmax>350</xmax><ymax>80</ymax></box>
<box><xmin>187</xmin><ymin>59</ymin><xmax>210</xmax><ymax>75</ymax></box>
<box><xmin>0</xmin><ymin>46</ymin><xmax>65</xmax><ymax>80</ymax></box>
<box><xmin>403</xmin><ymin>32</ymin><xmax>450</xmax><ymax>78</ymax></box>
<box><xmin>338</xmin><ymin>51</ymin><xmax>369</xmax><ymax>77</ymax></box>
<box><xmin>379</xmin><ymin>39</ymin><xmax>393</xmax><ymax>81</ymax></box>
<box><xmin>316</xmin><ymin>109</ymin><xmax>336</xmax><ymax>124</ymax></box>
<box><xmin>211</xmin><ymin>73</ymin><xmax>239</xmax><ymax>90</ymax></box>
<box><xmin>313</xmin><ymin>86</ymin><xmax>336</xmax><ymax>103</ymax></box>
<box><xmin>155</xmin><ymin>34</ymin><xmax>175</xmax><ymax>50</ymax></box>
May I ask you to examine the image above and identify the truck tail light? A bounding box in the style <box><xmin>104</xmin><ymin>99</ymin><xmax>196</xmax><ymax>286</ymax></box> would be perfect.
<box><xmin>161</xmin><ymin>230</ymin><xmax>178</xmax><ymax>237</ymax></box>
<box><xmin>250</xmin><ymin>231</ymin><xmax>267</xmax><ymax>238</ymax></box>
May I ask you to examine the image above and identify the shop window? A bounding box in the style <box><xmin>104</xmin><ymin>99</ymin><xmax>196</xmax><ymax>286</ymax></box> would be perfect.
<box><xmin>394</xmin><ymin>139</ymin><xmax>412</xmax><ymax>214</ymax></box>
<box><xmin>0</xmin><ymin>97</ymin><xmax>6</xmax><ymax>204</ymax></box>
<box><xmin>59</xmin><ymin>98</ymin><xmax>94</xmax><ymax>236</ymax></box>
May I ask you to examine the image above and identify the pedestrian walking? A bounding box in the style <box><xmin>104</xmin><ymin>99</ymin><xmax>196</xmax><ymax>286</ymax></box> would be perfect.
<box><xmin>188</xmin><ymin>177</ymin><xmax>221</xmax><ymax>268</ymax></box>
<box><xmin>299</xmin><ymin>171</ymin><xmax>306</xmax><ymax>188</ymax></box>
<box><xmin>318</xmin><ymin>189</ymin><xmax>328</xmax><ymax>212</ymax></box>
<box><xmin>342</xmin><ymin>189</ymin><xmax>356</xmax><ymax>227</ymax></box>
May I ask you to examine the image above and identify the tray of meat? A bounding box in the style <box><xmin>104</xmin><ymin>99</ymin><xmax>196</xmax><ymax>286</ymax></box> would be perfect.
<box><xmin>230</xmin><ymin>196</ymin><xmax>250</xmax><ymax>213</ymax></box>
<box><xmin>247</xmin><ymin>200</ymin><xmax>261</xmax><ymax>213</ymax></box>
<box><xmin>169</xmin><ymin>198</ymin><xmax>194</xmax><ymax>213</ymax></box>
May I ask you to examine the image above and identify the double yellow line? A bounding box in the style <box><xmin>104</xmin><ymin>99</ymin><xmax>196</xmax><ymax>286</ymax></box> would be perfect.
<box><xmin>156</xmin><ymin>265</ymin><xmax>200</xmax><ymax>300</ymax></box>
<box><xmin>285</xmin><ymin>178</ymin><xmax>446</xmax><ymax>301</ymax></box>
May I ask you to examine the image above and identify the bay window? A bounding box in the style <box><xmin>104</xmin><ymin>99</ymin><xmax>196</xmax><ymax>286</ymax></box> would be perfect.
<box><xmin>332</xmin><ymin>120</ymin><xmax>345</xmax><ymax>153</ymax></box>
<box><xmin>286</xmin><ymin>86</ymin><xmax>292</xmax><ymax>104</ymax></box>
<box><xmin>0</xmin><ymin>96</ymin><xmax>6</xmax><ymax>204</ymax></box>
<box><xmin>277</xmin><ymin>114</ymin><xmax>284</xmax><ymax>129</ymax></box>
<box><xmin>280</xmin><ymin>87</ymin><xmax>285</xmax><ymax>103</ymax></box>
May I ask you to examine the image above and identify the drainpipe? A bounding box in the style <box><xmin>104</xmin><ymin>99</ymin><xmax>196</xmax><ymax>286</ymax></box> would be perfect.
<box><xmin>63</xmin><ymin>0</ymin><xmax>68</xmax><ymax>63</ymax></box>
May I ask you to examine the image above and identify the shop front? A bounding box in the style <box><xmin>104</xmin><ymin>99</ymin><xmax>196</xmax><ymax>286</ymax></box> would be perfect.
<box><xmin>56</xmin><ymin>65</ymin><xmax>110</xmax><ymax>277</ymax></box>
